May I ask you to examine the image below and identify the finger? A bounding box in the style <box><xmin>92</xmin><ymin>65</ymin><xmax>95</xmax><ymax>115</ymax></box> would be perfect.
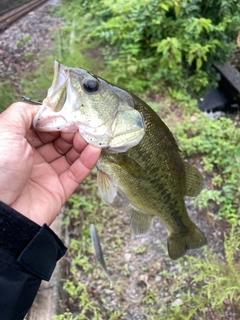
<box><xmin>73</xmin><ymin>131</ymin><xmax>88</xmax><ymax>153</ymax></box>
<box><xmin>26</xmin><ymin>130</ymin><xmax>42</xmax><ymax>147</ymax></box>
<box><xmin>36</xmin><ymin>131</ymin><xmax>75</xmax><ymax>144</ymax></box>
<box><xmin>27</xmin><ymin>131</ymin><xmax>76</xmax><ymax>149</ymax></box>
<box><xmin>53</xmin><ymin>135</ymin><xmax>73</xmax><ymax>155</ymax></box>
<box><xmin>49</xmin><ymin>156</ymin><xmax>71</xmax><ymax>174</ymax></box>
<box><xmin>59</xmin><ymin>145</ymin><xmax>101</xmax><ymax>199</ymax></box>
<box><xmin>26</xmin><ymin>129</ymin><xmax>59</xmax><ymax>148</ymax></box>
<box><xmin>65</xmin><ymin>147</ymin><xmax>82</xmax><ymax>165</ymax></box>
<box><xmin>35</xmin><ymin>131</ymin><xmax>60</xmax><ymax>144</ymax></box>
<box><xmin>36</xmin><ymin>143</ymin><xmax>62</xmax><ymax>163</ymax></box>
<box><xmin>44</xmin><ymin>146</ymin><xmax>89</xmax><ymax>175</ymax></box>
<box><xmin>36</xmin><ymin>135</ymin><xmax>81</xmax><ymax>163</ymax></box>
<box><xmin>60</xmin><ymin>132</ymin><xmax>76</xmax><ymax>143</ymax></box>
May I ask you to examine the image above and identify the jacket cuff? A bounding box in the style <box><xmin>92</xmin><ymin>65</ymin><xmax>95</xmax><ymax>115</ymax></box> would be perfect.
<box><xmin>17</xmin><ymin>224</ymin><xmax>67</xmax><ymax>281</ymax></box>
<box><xmin>0</xmin><ymin>201</ymin><xmax>41</xmax><ymax>256</ymax></box>
<box><xmin>0</xmin><ymin>201</ymin><xmax>67</xmax><ymax>281</ymax></box>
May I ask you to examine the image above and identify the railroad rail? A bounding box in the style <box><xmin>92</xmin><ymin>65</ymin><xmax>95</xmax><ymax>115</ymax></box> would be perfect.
<box><xmin>0</xmin><ymin>0</ymin><xmax>49</xmax><ymax>32</ymax></box>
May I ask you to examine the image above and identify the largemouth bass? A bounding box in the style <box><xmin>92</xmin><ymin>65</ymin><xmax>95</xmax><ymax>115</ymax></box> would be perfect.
<box><xmin>33</xmin><ymin>61</ymin><xmax>207</xmax><ymax>260</ymax></box>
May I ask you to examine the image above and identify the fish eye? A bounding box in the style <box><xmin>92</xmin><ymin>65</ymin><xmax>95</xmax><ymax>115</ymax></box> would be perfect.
<box><xmin>83</xmin><ymin>78</ymin><xmax>99</xmax><ymax>93</ymax></box>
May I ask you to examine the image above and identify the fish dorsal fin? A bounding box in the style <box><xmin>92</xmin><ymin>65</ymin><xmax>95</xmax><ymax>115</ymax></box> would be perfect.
<box><xmin>130</xmin><ymin>207</ymin><xmax>153</xmax><ymax>235</ymax></box>
<box><xmin>184</xmin><ymin>162</ymin><xmax>204</xmax><ymax>197</ymax></box>
<box><xmin>97</xmin><ymin>170</ymin><xmax>117</xmax><ymax>205</ymax></box>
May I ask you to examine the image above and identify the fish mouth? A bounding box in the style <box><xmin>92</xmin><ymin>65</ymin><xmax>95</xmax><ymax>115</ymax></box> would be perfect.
<box><xmin>33</xmin><ymin>61</ymin><xmax>79</xmax><ymax>132</ymax></box>
<box><xmin>32</xmin><ymin>106</ymin><xmax>79</xmax><ymax>131</ymax></box>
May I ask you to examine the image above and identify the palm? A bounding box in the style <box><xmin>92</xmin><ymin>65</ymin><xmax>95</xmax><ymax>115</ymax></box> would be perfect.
<box><xmin>12</xmin><ymin>136</ymin><xmax>67</xmax><ymax>225</ymax></box>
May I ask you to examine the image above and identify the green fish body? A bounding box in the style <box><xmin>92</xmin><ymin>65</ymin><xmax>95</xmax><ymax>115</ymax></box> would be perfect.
<box><xmin>33</xmin><ymin>61</ymin><xmax>207</xmax><ymax>260</ymax></box>
<box><xmin>97</xmin><ymin>93</ymin><xmax>207</xmax><ymax>260</ymax></box>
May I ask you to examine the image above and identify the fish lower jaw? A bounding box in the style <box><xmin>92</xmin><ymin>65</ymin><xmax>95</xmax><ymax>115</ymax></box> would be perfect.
<box><xmin>80</xmin><ymin>131</ymin><xmax>109</xmax><ymax>148</ymax></box>
<box><xmin>33</xmin><ymin>115</ymin><xmax>78</xmax><ymax>132</ymax></box>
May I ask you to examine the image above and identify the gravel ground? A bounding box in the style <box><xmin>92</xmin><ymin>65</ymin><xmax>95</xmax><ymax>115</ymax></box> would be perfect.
<box><xmin>0</xmin><ymin>0</ymin><xmax>61</xmax><ymax>88</ymax></box>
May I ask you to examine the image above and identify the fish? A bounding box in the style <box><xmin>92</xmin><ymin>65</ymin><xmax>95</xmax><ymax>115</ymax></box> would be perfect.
<box><xmin>90</xmin><ymin>224</ymin><xmax>112</xmax><ymax>285</ymax></box>
<box><xmin>33</xmin><ymin>60</ymin><xmax>207</xmax><ymax>260</ymax></box>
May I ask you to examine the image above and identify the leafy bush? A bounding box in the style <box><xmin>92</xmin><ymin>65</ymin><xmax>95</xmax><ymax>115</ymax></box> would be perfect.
<box><xmin>60</xmin><ymin>0</ymin><xmax>240</xmax><ymax>93</ymax></box>
<box><xmin>174</xmin><ymin>114</ymin><xmax>240</xmax><ymax>221</ymax></box>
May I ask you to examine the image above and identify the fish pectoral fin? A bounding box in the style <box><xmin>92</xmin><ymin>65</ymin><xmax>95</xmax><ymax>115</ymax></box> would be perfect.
<box><xmin>113</xmin><ymin>155</ymin><xmax>145</xmax><ymax>178</ymax></box>
<box><xmin>167</xmin><ymin>223</ymin><xmax>207</xmax><ymax>260</ymax></box>
<box><xmin>97</xmin><ymin>170</ymin><xmax>117</xmax><ymax>205</ymax></box>
<box><xmin>130</xmin><ymin>208</ymin><xmax>153</xmax><ymax>235</ymax></box>
<box><xmin>184</xmin><ymin>162</ymin><xmax>204</xmax><ymax>197</ymax></box>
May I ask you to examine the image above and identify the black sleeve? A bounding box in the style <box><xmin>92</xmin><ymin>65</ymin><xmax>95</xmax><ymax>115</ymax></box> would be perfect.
<box><xmin>0</xmin><ymin>201</ymin><xmax>67</xmax><ymax>320</ymax></box>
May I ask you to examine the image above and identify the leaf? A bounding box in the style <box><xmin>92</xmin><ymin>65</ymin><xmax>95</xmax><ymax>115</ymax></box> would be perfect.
<box><xmin>196</xmin><ymin>58</ymin><xmax>202</xmax><ymax>71</ymax></box>
<box><xmin>159</xmin><ymin>3</ymin><xmax>169</xmax><ymax>11</ymax></box>
<box><xmin>174</xmin><ymin>1</ymin><xmax>180</xmax><ymax>17</ymax></box>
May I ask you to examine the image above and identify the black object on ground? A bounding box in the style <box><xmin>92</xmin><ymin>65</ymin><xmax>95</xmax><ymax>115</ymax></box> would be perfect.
<box><xmin>199</xmin><ymin>62</ymin><xmax>240</xmax><ymax>113</ymax></box>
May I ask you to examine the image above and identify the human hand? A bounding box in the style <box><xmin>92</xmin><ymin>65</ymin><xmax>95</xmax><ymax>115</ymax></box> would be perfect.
<box><xmin>0</xmin><ymin>102</ymin><xmax>101</xmax><ymax>226</ymax></box>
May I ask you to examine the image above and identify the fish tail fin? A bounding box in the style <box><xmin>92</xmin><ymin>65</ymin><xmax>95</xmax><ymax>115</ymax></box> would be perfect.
<box><xmin>167</xmin><ymin>223</ymin><xmax>207</xmax><ymax>260</ymax></box>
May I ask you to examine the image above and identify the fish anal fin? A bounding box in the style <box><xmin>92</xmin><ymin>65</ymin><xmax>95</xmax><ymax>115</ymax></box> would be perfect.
<box><xmin>97</xmin><ymin>170</ymin><xmax>117</xmax><ymax>205</ymax></box>
<box><xmin>184</xmin><ymin>162</ymin><xmax>204</xmax><ymax>197</ymax></box>
<box><xmin>167</xmin><ymin>223</ymin><xmax>207</xmax><ymax>260</ymax></box>
<box><xmin>130</xmin><ymin>208</ymin><xmax>153</xmax><ymax>235</ymax></box>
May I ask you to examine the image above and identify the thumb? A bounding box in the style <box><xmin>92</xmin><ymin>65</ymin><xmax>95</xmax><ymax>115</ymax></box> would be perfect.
<box><xmin>0</xmin><ymin>102</ymin><xmax>40</xmax><ymax>136</ymax></box>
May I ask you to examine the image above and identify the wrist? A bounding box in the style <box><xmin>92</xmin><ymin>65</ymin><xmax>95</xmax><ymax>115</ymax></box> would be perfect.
<box><xmin>10</xmin><ymin>202</ymin><xmax>58</xmax><ymax>227</ymax></box>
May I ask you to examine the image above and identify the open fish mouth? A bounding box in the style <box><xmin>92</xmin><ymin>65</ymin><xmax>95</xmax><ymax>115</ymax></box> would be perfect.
<box><xmin>33</xmin><ymin>61</ymin><xmax>82</xmax><ymax>132</ymax></box>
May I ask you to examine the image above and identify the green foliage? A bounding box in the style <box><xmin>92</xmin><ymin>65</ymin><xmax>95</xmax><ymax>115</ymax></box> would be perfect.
<box><xmin>135</xmin><ymin>244</ymin><xmax>148</xmax><ymax>254</ymax></box>
<box><xmin>156</xmin><ymin>219</ymin><xmax>240</xmax><ymax>320</ymax></box>
<box><xmin>16</xmin><ymin>40</ymin><xmax>24</xmax><ymax>48</ymax></box>
<box><xmin>23</xmin><ymin>52</ymin><xmax>34</xmax><ymax>61</ymax></box>
<box><xmin>174</xmin><ymin>114</ymin><xmax>240</xmax><ymax>221</ymax></box>
<box><xmin>59</xmin><ymin>0</ymin><xmax>240</xmax><ymax>93</ymax></box>
<box><xmin>54</xmin><ymin>313</ymin><xmax>74</xmax><ymax>320</ymax></box>
<box><xmin>0</xmin><ymin>81</ymin><xmax>17</xmax><ymax>112</ymax></box>
<box><xmin>23</xmin><ymin>34</ymin><xmax>30</xmax><ymax>45</ymax></box>
<box><xmin>15</xmin><ymin>34</ymin><xmax>31</xmax><ymax>49</ymax></box>
<box><xmin>183</xmin><ymin>221</ymin><xmax>240</xmax><ymax>317</ymax></box>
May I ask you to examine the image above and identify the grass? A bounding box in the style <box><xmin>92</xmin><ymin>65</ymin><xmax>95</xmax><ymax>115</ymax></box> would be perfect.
<box><xmin>163</xmin><ymin>217</ymin><xmax>240</xmax><ymax>319</ymax></box>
